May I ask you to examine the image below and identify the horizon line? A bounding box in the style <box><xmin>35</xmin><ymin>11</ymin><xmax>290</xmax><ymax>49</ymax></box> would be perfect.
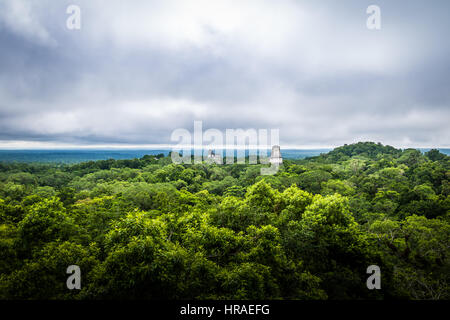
<box><xmin>0</xmin><ymin>142</ymin><xmax>449</xmax><ymax>151</ymax></box>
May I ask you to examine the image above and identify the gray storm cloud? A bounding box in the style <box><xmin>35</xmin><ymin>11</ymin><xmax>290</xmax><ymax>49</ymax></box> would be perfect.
<box><xmin>0</xmin><ymin>0</ymin><xmax>449</xmax><ymax>148</ymax></box>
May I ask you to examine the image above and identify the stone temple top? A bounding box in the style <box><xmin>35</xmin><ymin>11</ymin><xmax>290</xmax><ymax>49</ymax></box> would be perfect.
<box><xmin>207</xmin><ymin>149</ymin><xmax>222</xmax><ymax>164</ymax></box>
<box><xmin>269</xmin><ymin>145</ymin><xmax>283</xmax><ymax>165</ymax></box>
<box><xmin>207</xmin><ymin>149</ymin><xmax>216</xmax><ymax>158</ymax></box>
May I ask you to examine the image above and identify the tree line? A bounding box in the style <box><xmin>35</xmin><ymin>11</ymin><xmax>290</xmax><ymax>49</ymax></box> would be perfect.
<box><xmin>0</xmin><ymin>142</ymin><xmax>448</xmax><ymax>299</ymax></box>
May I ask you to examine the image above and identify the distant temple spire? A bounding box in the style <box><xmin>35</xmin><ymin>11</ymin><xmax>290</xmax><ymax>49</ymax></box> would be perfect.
<box><xmin>206</xmin><ymin>149</ymin><xmax>222</xmax><ymax>164</ymax></box>
<box><xmin>269</xmin><ymin>145</ymin><xmax>283</xmax><ymax>165</ymax></box>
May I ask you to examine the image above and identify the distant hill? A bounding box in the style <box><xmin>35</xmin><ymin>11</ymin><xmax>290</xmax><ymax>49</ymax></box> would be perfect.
<box><xmin>316</xmin><ymin>142</ymin><xmax>402</xmax><ymax>161</ymax></box>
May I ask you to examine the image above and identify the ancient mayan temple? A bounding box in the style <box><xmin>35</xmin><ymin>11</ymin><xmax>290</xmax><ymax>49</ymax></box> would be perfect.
<box><xmin>269</xmin><ymin>145</ymin><xmax>283</xmax><ymax>165</ymax></box>
<box><xmin>207</xmin><ymin>149</ymin><xmax>222</xmax><ymax>164</ymax></box>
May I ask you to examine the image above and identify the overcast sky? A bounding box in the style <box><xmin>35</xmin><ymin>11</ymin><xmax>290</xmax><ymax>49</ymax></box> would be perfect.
<box><xmin>0</xmin><ymin>0</ymin><xmax>449</xmax><ymax>149</ymax></box>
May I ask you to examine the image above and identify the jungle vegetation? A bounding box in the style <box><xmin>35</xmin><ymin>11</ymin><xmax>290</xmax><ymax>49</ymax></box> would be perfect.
<box><xmin>0</xmin><ymin>142</ymin><xmax>448</xmax><ymax>300</ymax></box>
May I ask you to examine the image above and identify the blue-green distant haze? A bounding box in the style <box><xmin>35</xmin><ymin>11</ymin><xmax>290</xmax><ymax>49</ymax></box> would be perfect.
<box><xmin>0</xmin><ymin>148</ymin><xmax>448</xmax><ymax>163</ymax></box>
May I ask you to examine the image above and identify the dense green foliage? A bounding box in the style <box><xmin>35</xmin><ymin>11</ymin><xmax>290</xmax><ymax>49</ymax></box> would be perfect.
<box><xmin>0</xmin><ymin>142</ymin><xmax>448</xmax><ymax>300</ymax></box>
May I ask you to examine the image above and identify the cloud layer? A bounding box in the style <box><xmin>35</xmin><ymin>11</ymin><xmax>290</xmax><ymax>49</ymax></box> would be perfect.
<box><xmin>0</xmin><ymin>0</ymin><xmax>449</xmax><ymax>148</ymax></box>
